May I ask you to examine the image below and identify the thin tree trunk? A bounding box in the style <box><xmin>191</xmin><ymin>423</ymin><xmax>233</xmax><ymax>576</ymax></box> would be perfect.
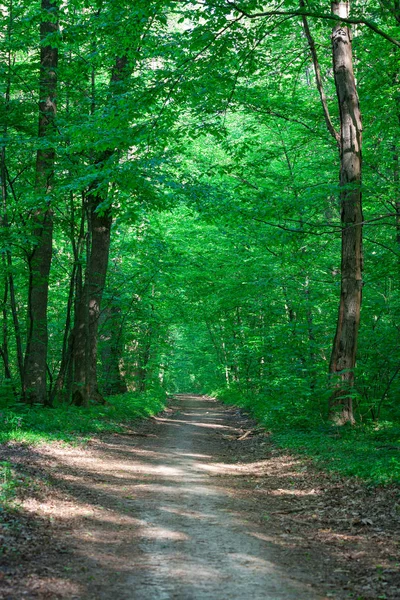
<box><xmin>304</xmin><ymin>276</ymin><xmax>317</xmax><ymax>391</ymax></box>
<box><xmin>0</xmin><ymin>3</ymin><xmax>24</xmax><ymax>394</ymax></box>
<box><xmin>138</xmin><ymin>332</ymin><xmax>152</xmax><ymax>393</ymax></box>
<box><xmin>100</xmin><ymin>303</ymin><xmax>128</xmax><ymax>396</ymax></box>
<box><xmin>393</xmin><ymin>70</ymin><xmax>400</xmax><ymax>251</ymax></box>
<box><xmin>23</xmin><ymin>0</ymin><xmax>58</xmax><ymax>404</ymax></box>
<box><xmin>328</xmin><ymin>1</ymin><xmax>363</xmax><ymax>424</ymax></box>
<box><xmin>1</xmin><ymin>265</ymin><xmax>12</xmax><ymax>382</ymax></box>
<box><xmin>5</xmin><ymin>244</ymin><xmax>24</xmax><ymax>391</ymax></box>
<box><xmin>300</xmin><ymin>0</ymin><xmax>340</xmax><ymax>148</ymax></box>
<box><xmin>52</xmin><ymin>193</ymin><xmax>86</xmax><ymax>403</ymax></box>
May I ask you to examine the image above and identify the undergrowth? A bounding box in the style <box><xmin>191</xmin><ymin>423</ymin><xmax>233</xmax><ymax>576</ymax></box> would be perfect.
<box><xmin>217</xmin><ymin>388</ymin><xmax>400</xmax><ymax>485</ymax></box>
<box><xmin>0</xmin><ymin>461</ymin><xmax>21</xmax><ymax>508</ymax></box>
<box><xmin>0</xmin><ymin>390</ymin><xmax>167</xmax><ymax>445</ymax></box>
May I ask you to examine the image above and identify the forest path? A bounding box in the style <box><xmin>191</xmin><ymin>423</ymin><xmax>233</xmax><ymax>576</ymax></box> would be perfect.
<box><xmin>7</xmin><ymin>395</ymin><xmax>337</xmax><ymax>598</ymax></box>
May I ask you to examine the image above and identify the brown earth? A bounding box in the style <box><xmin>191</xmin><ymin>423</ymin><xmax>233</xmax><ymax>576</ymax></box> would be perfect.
<box><xmin>0</xmin><ymin>394</ymin><xmax>399</xmax><ymax>599</ymax></box>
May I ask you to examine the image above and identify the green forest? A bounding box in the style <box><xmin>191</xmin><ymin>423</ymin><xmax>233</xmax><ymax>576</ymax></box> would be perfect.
<box><xmin>1</xmin><ymin>0</ymin><xmax>400</xmax><ymax>484</ymax></box>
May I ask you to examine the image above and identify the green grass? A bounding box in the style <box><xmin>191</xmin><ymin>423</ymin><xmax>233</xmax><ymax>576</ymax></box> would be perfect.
<box><xmin>218</xmin><ymin>389</ymin><xmax>400</xmax><ymax>485</ymax></box>
<box><xmin>0</xmin><ymin>390</ymin><xmax>167</xmax><ymax>445</ymax></box>
<box><xmin>0</xmin><ymin>461</ymin><xmax>21</xmax><ymax>507</ymax></box>
<box><xmin>273</xmin><ymin>424</ymin><xmax>400</xmax><ymax>485</ymax></box>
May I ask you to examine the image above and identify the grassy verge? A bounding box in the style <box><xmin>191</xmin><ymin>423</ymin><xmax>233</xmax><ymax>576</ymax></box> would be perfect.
<box><xmin>217</xmin><ymin>390</ymin><xmax>400</xmax><ymax>485</ymax></box>
<box><xmin>0</xmin><ymin>390</ymin><xmax>167</xmax><ymax>445</ymax></box>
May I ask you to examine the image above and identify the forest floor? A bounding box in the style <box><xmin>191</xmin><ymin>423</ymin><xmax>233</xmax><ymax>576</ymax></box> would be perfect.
<box><xmin>0</xmin><ymin>394</ymin><xmax>399</xmax><ymax>599</ymax></box>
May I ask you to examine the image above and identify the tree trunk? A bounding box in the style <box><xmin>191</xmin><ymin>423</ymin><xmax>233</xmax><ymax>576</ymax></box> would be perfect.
<box><xmin>99</xmin><ymin>301</ymin><xmax>128</xmax><ymax>396</ymax></box>
<box><xmin>52</xmin><ymin>193</ymin><xmax>86</xmax><ymax>403</ymax></box>
<box><xmin>70</xmin><ymin>56</ymin><xmax>129</xmax><ymax>406</ymax></box>
<box><xmin>23</xmin><ymin>0</ymin><xmax>58</xmax><ymax>405</ymax></box>
<box><xmin>137</xmin><ymin>333</ymin><xmax>152</xmax><ymax>393</ymax></box>
<box><xmin>1</xmin><ymin>6</ymin><xmax>25</xmax><ymax>396</ymax></box>
<box><xmin>393</xmin><ymin>67</ymin><xmax>400</xmax><ymax>252</ymax></box>
<box><xmin>1</xmin><ymin>266</ymin><xmax>12</xmax><ymax>382</ymax></box>
<box><xmin>328</xmin><ymin>1</ymin><xmax>363</xmax><ymax>424</ymax></box>
<box><xmin>71</xmin><ymin>194</ymin><xmax>112</xmax><ymax>405</ymax></box>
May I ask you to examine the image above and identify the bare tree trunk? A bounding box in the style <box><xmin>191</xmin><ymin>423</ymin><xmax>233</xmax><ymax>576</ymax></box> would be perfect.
<box><xmin>302</xmin><ymin>2</ymin><xmax>362</xmax><ymax>422</ymax></box>
<box><xmin>70</xmin><ymin>56</ymin><xmax>129</xmax><ymax>406</ymax></box>
<box><xmin>137</xmin><ymin>332</ymin><xmax>152</xmax><ymax>393</ymax></box>
<box><xmin>1</xmin><ymin>265</ymin><xmax>12</xmax><ymax>381</ymax></box>
<box><xmin>328</xmin><ymin>1</ymin><xmax>363</xmax><ymax>424</ymax></box>
<box><xmin>300</xmin><ymin>0</ymin><xmax>340</xmax><ymax>148</ymax></box>
<box><xmin>23</xmin><ymin>0</ymin><xmax>58</xmax><ymax>404</ymax></box>
<box><xmin>72</xmin><ymin>194</ymin><xmax>113</xmax><ymax>405</ymax></box>
<box><xmin>52</xmin><ymin>193</ymin><xmax>86</xmax><ymax>403</ymax></box>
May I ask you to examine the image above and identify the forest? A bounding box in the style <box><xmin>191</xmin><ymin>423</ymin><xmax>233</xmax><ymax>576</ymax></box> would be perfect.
<box><xmin>1</xmin><ymin>1</ymin><xmax>400</xmax><ymax>598</ymax></box>
<box><xmin>1</xmin><ymin>1</ymin><xmax>400</xmax><ymax>476</ymax></box>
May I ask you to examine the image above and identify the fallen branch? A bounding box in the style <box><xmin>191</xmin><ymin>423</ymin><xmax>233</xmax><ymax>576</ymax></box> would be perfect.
<box><xmin>237</xmin><ymin>430</ymin><xmax>253</xmax><ymax>441</ymax></box>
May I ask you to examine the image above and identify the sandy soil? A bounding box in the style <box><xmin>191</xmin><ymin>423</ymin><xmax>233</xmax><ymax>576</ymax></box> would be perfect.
<box><xmin>1</xmin><ymin>395</ymin><xmax>399</xmax><ymax>599</ymax></box>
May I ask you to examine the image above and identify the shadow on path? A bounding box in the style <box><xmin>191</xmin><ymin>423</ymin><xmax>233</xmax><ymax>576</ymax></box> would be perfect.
<box><xmin>1</xmin><ymin>395</ymin><xmax>358</xmax><ymax>599</ymax></box>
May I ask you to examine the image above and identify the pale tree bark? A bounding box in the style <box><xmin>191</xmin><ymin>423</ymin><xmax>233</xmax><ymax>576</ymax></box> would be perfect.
<box><xmin>328</xmin><ymin>1</ymin><xmax>363</xmax><ymax>424</ymax></box>
<box><xmin>302</xmin><ymin>1</ymin><xmax>362</xmax><ymax>423</ymax></box>
<box><xmin>24</xmin><ymin>0</ymin><xmax>59</xmax><ymax>404</ymax></box>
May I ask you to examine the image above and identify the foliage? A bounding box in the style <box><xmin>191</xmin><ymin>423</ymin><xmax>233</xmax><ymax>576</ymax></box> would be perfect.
<box><xmin>218</xmin><ymin>387</ymin><xmax>400</xmax><ymax>484</ymax></box>
<box><xmin>0</xmin><ymin>462</ymin><xmax>22</xmax><ymax>508</ymax></box>
<box><xmin>0</xmin><ymin>0</ymin><xmax>399</xmax><ymax>481</ymax></box>
<box><xmin>0</xmin><ymin>390</ymin><xmax>166</xmax><ymax>445</ymax></box>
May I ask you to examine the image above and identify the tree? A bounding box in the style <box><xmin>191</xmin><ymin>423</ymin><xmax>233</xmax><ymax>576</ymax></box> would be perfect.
<box><xmin>23</xmin><ymin>0</ymin><xmax>59</xmax><ymax>405</ymax></box>
<box><xmin>328</xmin><ymin>1</ymin><xmax>363</xmax><ymax>423</ymax></box>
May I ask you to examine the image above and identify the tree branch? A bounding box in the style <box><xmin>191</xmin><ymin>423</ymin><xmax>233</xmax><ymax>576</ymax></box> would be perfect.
<box><xmin>300</xmin><ymin>2</ymin><xmax>340</xmax><ymax>147</ymax></box>
<box><xmin>226</xmin><ymin>2</ymin><xmax>400</xmax><ymax>48</ymax></box>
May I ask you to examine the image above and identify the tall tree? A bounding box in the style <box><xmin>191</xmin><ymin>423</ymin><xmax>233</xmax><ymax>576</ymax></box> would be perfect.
<box><xmin>23</xmin><ymin>0</ymin><xmax>59</xmax><ymax>404</ymax></box>
<box><xmin>328</xmin><ymin>1</ymin><xmax>363</xmax><ymax>423</ymax></box>
<box><xmin>70</xmin><ymin>55</ymin><xmax>130</xmax><ymax>406</ymax></box>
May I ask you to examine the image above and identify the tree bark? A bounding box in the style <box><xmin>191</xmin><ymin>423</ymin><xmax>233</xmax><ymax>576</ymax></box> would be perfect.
<box><xmin>393</xmin><ymin>65</ymin><xmax>400</xmax><ymax>252</ymax></box>
<box><xmin>52</xmin><ymin>193</ymin><xmax>86</xmax><ymax>403</ymax></box>
<box><xmin>328</xmin><ymin>1</ymin><xmax>363</xmax><ymax>424</ymax></box>
<box><xmin>1</xmin><ymin>266</ymin><xmax>12</xmax><ymax>382</ymax></box>
<box><xmin>23</xmin><ymin>0</ymin><xmax>58</xmax><ymax>404</ymax></box>
<box><xmin>72</xmin><ymin>194</ymin><xmax>112</xmax><ymax>405</ymax></box>
<box><xmin>1</xmin><ymin>5</ymin><xmax>25</xmax><ymax>395</ymax></box>
<box><xmin>100</xmin><ymin>303</ymin><xmax>128</xmax><ymax>396</ymax></box>
<box><xmin>71</xmin><ymin>56</ymin><xmax>129</xmax><ymax>406</ymax></box>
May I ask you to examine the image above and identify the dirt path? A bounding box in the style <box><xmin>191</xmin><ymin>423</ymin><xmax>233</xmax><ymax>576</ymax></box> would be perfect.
<box><xmin>2</xmin><ymin>395</ymin><xmax>400</xmax><ymax>599</ymax></box>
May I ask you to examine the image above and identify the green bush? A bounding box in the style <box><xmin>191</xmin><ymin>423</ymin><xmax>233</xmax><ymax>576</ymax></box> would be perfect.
<box><xmin>217</xmin><ymin>387</ymin><xmax>400</xmax><ymax>485</ymax></box>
